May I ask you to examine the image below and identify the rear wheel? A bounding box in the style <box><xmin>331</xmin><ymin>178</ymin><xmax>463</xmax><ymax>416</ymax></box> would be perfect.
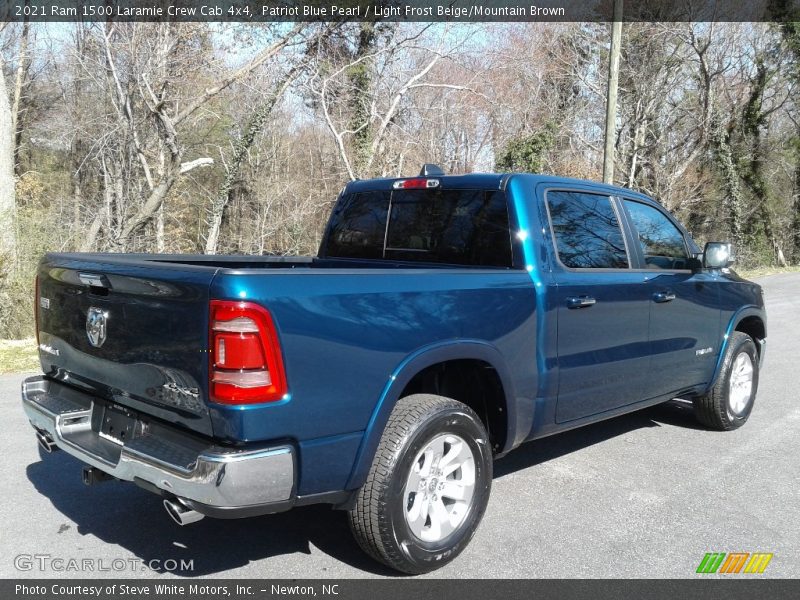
<box><xmin>693</xmin><ymin>331</ymin><xmax>759</xmax><ymax>430</ymax></box>
<box><xmin>348</xmin><ymin>394</ymin><xmax>492</xmax><ymax>574</ymax></box>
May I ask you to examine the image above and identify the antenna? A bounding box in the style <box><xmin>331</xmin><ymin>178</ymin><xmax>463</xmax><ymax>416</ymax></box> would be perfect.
<box><xmin>419</xmin><ymin>164</ymin><xmax>445</xmax><ymax>177</ymax></box>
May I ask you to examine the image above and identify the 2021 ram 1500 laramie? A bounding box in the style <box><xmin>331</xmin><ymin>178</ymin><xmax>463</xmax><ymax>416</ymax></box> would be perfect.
<box><xmin>22</xmin><ymin>166</ymin><xmax>766</xmax><ymax>573</ymax></box>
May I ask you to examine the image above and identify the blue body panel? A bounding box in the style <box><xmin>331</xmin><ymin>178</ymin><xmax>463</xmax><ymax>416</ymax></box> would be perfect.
<box><xmin>36</xmin><ymin>173</ymin><xmax>767</xmax><ymax>499</ymax></box>
<box><xmin>208</xmin><ymin>268</ymin><xmax>537</xmax><ymax>494</ymax></box>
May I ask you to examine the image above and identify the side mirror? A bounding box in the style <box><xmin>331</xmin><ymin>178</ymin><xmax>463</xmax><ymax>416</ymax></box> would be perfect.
<box><xmin>703</xmin><ymin>242</ymin><xmax>735</xmax><ymax>269</ymax></box>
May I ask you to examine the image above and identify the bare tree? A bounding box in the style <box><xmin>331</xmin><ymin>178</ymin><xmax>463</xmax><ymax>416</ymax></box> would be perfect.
<box><xmin>4</xmin><ymin>20</ymin><xmax>800</xmax><ymax>339</ymax></box>
<box><xmin>80</xmin><ymin>23</ymin><xmax>306</xmax><ymax>251</ymax></box>
<box><xmin>10</xmin><ymin>18</ymin><xmax>29</xmax><ymax>174</ymax></box>
<box><xmin>0</xmin><ymin>29</ymin><xmax>17</xmax><ymax>275</ymax></box>
<box><xmin>311</xmin><ymin>25</ymin><xmax>479</xmax><ymax>180</ymax></box>
<box><xmin>204</xmin><ymin>64</ymin><xmax>302</xmax><ymax>254</ymax></box>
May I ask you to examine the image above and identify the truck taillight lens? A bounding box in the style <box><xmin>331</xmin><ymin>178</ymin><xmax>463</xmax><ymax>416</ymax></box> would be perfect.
<box><xmin>209</xmin><ymin>300</ymin><xmax>287</xmax><ymax>404</ymax></box>
<box><xmin>34</xmin><ymin>274</ymin><xmax>40</xmax><ymax>346</ymax></box>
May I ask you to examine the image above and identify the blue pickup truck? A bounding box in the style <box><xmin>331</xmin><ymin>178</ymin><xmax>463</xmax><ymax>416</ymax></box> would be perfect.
<box><xmin>22</xmin><ymin>167</ymin><xmax>766</xmax><ymax>573</ymax></box>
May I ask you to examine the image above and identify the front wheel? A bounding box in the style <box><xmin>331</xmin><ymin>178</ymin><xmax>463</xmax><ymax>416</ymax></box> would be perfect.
<box><xmin>693</xmin><ymin>331</ymin><xmax>760</xmax><ymax>431</ymax></box>
<box><xmin>349</xmin><ymin>394</ymin><xmax>492</xmax><ymax>574</ymax></box>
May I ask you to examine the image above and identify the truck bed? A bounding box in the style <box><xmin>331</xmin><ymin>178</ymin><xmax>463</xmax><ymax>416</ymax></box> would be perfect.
<box><xmin>35</xmin><ymin>251</ymin><xmax>537</xmax><ymax>499</ymax></box>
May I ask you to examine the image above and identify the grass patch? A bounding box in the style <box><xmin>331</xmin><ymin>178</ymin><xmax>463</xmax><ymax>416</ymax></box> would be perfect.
<box><xmin>737</xmin><ymin>265</ymin><xmax>800</xmax><ymax>280</ymax></box>
<box><xmin>0</xmin><ymin>339</ymin><xmax>39</xmax><ymax>374</ymax></box>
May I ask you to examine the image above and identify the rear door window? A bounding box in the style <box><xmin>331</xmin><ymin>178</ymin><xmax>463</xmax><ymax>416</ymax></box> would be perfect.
<box><xmin>545</xmin><ymin>190</ymin><xmax>629</xmax><ymax>269</ymax></box>
<box><xmin>325</xmin><ymin>189</ymin><xmax>513</xmax><ymax>267</ymax></box>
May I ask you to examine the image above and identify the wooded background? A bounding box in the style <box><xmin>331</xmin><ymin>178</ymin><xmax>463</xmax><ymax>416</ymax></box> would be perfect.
<box><xmin>0</xmin><ymin>20</ymin><xmax>798</xmax><ymax>338</ymax></box>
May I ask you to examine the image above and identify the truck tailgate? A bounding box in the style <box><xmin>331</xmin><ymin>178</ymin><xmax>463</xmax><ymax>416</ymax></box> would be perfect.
<box><xmin>36</xmin><ymin>254</ymin><xmax>217</xmax><ymax>437</ymax></box>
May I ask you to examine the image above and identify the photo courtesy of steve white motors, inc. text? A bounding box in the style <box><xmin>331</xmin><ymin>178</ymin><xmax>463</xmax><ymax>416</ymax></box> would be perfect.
<box><xmin>15</xmin><ymin>584</ymin><xmax>340</xmax><ymax>597</ymax></box>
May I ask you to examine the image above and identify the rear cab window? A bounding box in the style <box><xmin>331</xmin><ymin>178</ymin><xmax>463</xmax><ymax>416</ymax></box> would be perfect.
<box><xmin>324</xmin><ymin>188</ymin><xmax>514</xmax><ymax>268</ymax></box>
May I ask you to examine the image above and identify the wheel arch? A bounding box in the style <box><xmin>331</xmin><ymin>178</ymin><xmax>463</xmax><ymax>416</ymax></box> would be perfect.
<box><xmin>344</xmin><ymin>340</ymin><xmax>518</xmax><ymax>491</ymax></box>
<box><xmin>708</xmin><ymin>306</ymin><xmax>767</xmax><ymax>391</ymax></box>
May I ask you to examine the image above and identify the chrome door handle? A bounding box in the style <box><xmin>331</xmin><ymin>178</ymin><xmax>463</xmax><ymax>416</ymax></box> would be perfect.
<box><xmin>566</xmin><ymin>296</ymin><xmax>596</xmax><ymax>309</ymax></box>
<box><xmin>653</xmin><ymin>291</ymin><xmax>676</xmax><ymax>303</ymax></box>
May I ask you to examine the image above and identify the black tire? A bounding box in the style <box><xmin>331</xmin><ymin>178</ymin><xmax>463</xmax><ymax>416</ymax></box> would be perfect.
<box><xmin>693</xmin><ymin>331</ymin><xmax>759</xmax><ymax>431</ymax></box>
<box><xmin>349</xmin><ymin>394</ymin><xmax>492</xmax><ymax>574</ymax></box>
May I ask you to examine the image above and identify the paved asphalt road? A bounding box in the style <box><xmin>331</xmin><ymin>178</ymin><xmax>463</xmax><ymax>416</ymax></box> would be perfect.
<box><xmin>1</xmin><ymin>274</ymin><xmax>798</xmax><ymax>579</ymax></box>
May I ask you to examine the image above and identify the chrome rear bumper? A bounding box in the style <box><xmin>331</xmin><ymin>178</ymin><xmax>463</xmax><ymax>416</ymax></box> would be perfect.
<box><xmin>22</xmin><ymin>376</ymin><xmax>295</xmax><ymax>511</ymax></box>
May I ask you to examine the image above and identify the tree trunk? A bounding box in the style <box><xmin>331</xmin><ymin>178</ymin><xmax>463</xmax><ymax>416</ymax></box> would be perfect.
<box><xmin>205</xmin><ymin>68</ymin><xmax>298</xmax><ymax>254</ymax></box>
<box><xmin>757</xmin><ymin>202</ymin><xmax>787</xmax><ymax>266</ymax></box>
<box><xmin>116</xmin><ymin>178</ymin><xmax>175</xmax><ymax>247</ymax></box>
<box><xmin>11</xmin><ymin>19</ymin><xmax>29</xmax><ymax>174</ymax></box>
<box><xmin>710</xmin><ymin>116</ymin><xmax>745</xmax><ymax>248</ymax></box>
<box><xmin>156</xmin><ymin>204</ymin><xmax>165</xmax><ymax>253</ymax></box>
<box><xmin>81</xmin><ymin>207</ymin><xmax>107</xmax><ymax>253</ymax></box>
<box><xmin>69</xmin><ymin>23</ymin><xmax>88</xmax><ymax>249</ymax></box>
<box><xmin>741</xmin><ymin>58</ymin><xmax>785</xmax><ymax>266</ymax></box>
<box><xmin>349</xmin><ymin>22</ymin><xmax>378</xmax><ymax>177</ymax></box>
<box><xmin>0</xmin><ymin>60</ymin><xmax>17</xmax><ymax>275</ymax></box>
<box><xmin>603</xmin><ymin>0</ymin><xmax>623</xmax><ymax>184</ymax></box>
<box><xmin>793</xmin><ymin>161</ymin><xmax>800</xmax><ymax>264</ymax></box>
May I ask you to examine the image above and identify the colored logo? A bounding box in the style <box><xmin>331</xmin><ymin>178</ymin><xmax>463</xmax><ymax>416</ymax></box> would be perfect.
<box><xmin>696</xmin><ymin>552</ymin><xmax>773</xmax><ymax>574</ymax></box>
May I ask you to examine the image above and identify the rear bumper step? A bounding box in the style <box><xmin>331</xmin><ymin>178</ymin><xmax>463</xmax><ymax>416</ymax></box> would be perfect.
<box><xmin>22</xmin><ymin>376</ymin><xmax>296</xmax><ymax>512</ymax></box>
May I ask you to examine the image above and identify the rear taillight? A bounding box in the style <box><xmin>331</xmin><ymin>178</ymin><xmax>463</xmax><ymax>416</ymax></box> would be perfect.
<box><xmin>34</xmin><ymin>274</ymin><xmax>40</xmax><ymax>345</ymax></box>
<box><xmin>209</xmin><ymin>300</ymin><xmax>287</xmax><ymax>404</ymax></box>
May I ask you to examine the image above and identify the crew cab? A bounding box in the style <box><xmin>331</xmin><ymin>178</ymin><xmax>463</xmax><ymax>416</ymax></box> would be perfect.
<box><xmin>21</xmin><ymin>166</ymin><xmax>766</xmax><ymax>573</ymax></box>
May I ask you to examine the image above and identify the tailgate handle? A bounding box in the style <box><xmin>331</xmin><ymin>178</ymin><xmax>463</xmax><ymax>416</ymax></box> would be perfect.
<box><xmin>79</xmin><ymin>273</ymin><xmax>111</xmax><ymax>289</ymax></box>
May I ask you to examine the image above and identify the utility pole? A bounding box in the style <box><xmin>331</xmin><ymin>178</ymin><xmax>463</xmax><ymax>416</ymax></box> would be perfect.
<box><xmin>603</xmin><ymin>0</ymin><xmax>623</xmax><ymax>184</ymax></box>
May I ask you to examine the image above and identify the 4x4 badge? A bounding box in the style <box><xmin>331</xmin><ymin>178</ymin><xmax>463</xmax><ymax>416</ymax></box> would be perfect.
<box><xmin>86</xmin><ymin>307</ymin><xmax>108</xmax><ymax>348</ymax></box>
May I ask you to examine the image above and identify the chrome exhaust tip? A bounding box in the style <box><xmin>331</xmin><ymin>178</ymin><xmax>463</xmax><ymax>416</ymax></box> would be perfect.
<box><xmin>36</xmin><ymin>430</ymin><xmax>58</xmax><ymax>453</ymax></box>
<box><xmin>163</xmin><ymin>498</ymin><xmax>205</xmax><ymax>526</ymax></box>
